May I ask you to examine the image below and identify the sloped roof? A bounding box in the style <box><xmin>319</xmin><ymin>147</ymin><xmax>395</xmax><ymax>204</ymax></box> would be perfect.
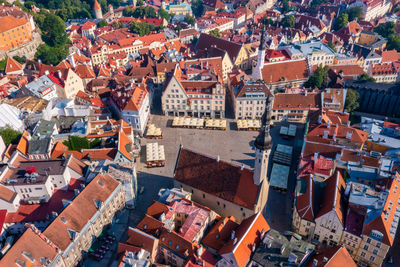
<box><xmin>196</xmin><ymin>33</ymin><xmax>243</xmax><ymax>63</ymax></box>
<box><xmin>5</xmin><ymin>57</ymin><xmax>23</xmax><ymax>74</ymax></box>
<box><xmin>0</xmin><ymin>227</ymin><xmax>59</xmax><ymax>266</ymax></box>
<box><xmin>273</xmin><ymin>93</ymin><xmax>320</xmax><ymax>110</ymax></box>
<box><xmin>43</xmin><ymin>174</ymin><xmax>119</xmax><ymax>250</ymax></box>
<box><xmin>219</xmin><ymin>212</ymin><xmax>270</xmax><ymax>267</ymax></box>
<box><xmin>202</xmin><ymin>216</ymin><xmax>239</xmax><ymax>250</ymax></box>
<box><xmin>262</xmin><ymin>60</ymin><xmax>309</xmax><ymax>84</ymax></box>
<box><xmin>174</xmin><ymin>148</ymin><xmax>260</xmax><ymax>210</ymax></box>
<box><xmin>307</xmin><ymin>246</ymin><xmax>356</xmax><ymax>267</ymax></box>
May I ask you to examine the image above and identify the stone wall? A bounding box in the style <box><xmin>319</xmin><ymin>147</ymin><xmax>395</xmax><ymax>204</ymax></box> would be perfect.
<box><xmin>0</xmin><ymin>31</ymin><xmax>43</xmax><ymax>60</ymax></box>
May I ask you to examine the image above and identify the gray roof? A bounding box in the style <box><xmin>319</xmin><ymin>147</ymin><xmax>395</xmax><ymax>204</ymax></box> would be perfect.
<box><xmin>28</xmin><ymin>137</ymin><xmax>51</xmax><ymax>155</ymax></box>
<box><xmin>34</xmin><ymin>120</ymin><xmax>55</xmax><ymax>137</ymax></box>
<box><xmin>295</xmin><ymin>40</ymin><xmax>335</xmax><ymax>56</ymax></box>
<box><xmin>251</xmin><ymin>229</ymin><xmax>315</xmax><ymax>267</ymax></box>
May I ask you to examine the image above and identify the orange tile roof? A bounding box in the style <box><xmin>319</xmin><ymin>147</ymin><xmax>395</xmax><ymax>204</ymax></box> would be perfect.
<box><xmin>307</xmin><ymin>246</ymin><xmax>356</xmax><ymax>267</ymax></box>
<box><xmin>307</xmin><ymin>123</ymin><xmax>368</xmax><ymax>144</ymax></box>
<box><xmin>0</xmin><ymin>227</ymin><xmax>59</xmax><ymax>266</ymax></box>
<box><xmin>362</xmin><ymin>175</ymin><xmax>400</xmax><ymax>246</ymax></box>
<box><xmin>75</xmin><ymin>64</ymin><xmax>96</xmax><ymax>79</ymax></box>
<box><xmin>0</xmin><ymin>16</ymin><xmax>28</xmax><ymax>33</ymax></box>
<box><xmin>137</xmin><ymin>214</ymin><xmax>164</xmax><ymax>235</ymax></box>
<box><xmin>16</xmin><ymin>130</ymin><xmax>29</xmax><ymax>155</ymax></box>
<box><xmin>202</xmin><ymin>216</ymin><xmax>239</xmax><ymax>250</ymax></box>
<box><xmin>262</xmin><ymin>59</ymin><xmax>309</xmax><ymax>84</ymax></box>
<box><xmin>117</xmin><ymin>127</ymin><xmax>133</xmax><ymax>161</ymax></box>
<box><xmin>219</xmin><ymin>213</ymin><xmax>270</xmax><ymax>267</ymax></box>
<box><xmin>5</xmin><ymin>57</ymin><xmax>23</xmax><ymax>74</ymax></box>
<box><xmin>0</xmin><ymin>184</ymin><xmax>17</xmax><ymax>203</ymax></box>
<box><xmin>43</xmin><ymin>174</ymin><xmax>120</xmax><ymax>250</ymax></box>
<box><xmin>126</xmin><ymin>227</ymin><xmax>157</xmax><ymax>254</ymax></box>
<box><xmin>146</xmin><ymin>201</ymin><xmax>170</xmax><ymax>218</ymax></box>
<box><xmin>159</xmin><ymin>228</ymin><xmax>199</xmax><ymax>259</ymax></box>
<box><xmin>93</xmin><ymin>0</ymin><xmax>101</xmax><ymax>10</ymax></box>
<box><xmin>381</xmin><ymin>49</ymin><xmax>400</xmax><ymax>63</ymax></box>
<box><xmin>296</xmin><ymin>175</ymin><xmax>316</xmax><ymax>221</ymax></box>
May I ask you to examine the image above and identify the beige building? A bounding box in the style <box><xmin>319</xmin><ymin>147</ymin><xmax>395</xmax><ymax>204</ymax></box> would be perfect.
<box><xmin>341</xmin><ymin>180</ymin><xmax>400</xmax><ymax>267</ymax></box>
<box><xmin>0</xmin><ymin>173</ymin><xmax>125</xmax><ymax>267</ymax></box>
<box><xmin>162</xmin><ymin>64</ymin><xmax>225</xmax><ymax>118</ymax></box>
<box><xmin>230</xmin><ymin>80</ymin><xmax>272</xmax><ymax>119</ymax></box>
<box><xmin>271</xmin><ymin>92</ymin><xmax>321</xmax><ymax>123</ymax></box>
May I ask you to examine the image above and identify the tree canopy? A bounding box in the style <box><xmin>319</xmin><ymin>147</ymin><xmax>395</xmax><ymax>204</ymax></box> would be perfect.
<box><xmin>374</xmin><ymin>21</ymin><xmax>396</xmax><ymax>38</ymax></box>
<box><xmin>358</xmin><ymin>73</ymin><xmax>376</xmax><ymax>82</ymax></box>
<box><xmin>333</xmin><ymin>12</ymin><xmax>348</xmax><ymax>31</ymax></box>
<box><xmin>97</xmin><ymin>20</ymin><xmax>108</xmax><ymax>28</ymax></box>
<box><xmin>281</xmin><ymin>15</ymin><xmax>295</xmax><ymax>28</ymax></box>
<box><xmin>305</xmin><ymin>65</ymin><xmax>330</xmax><ymax>89</ymax></box>
<box><xmin>184</xmin><ymin>15</ymin><xmax>195</xmax><ymax>26</ymax></box>
<box><xmin>129</xmin><ymin>20</ymin><xmax>163</xmax><ymax>36</ymax></box>
<box><xmin>345</xmin><ymin>89</ymin><xmax>360</xmax><ymax>112</ymax></box>
<box><xmin>158</xmin><ymin>8</ymin><xmax>170</xmax><ymax>21</ymax></box>
<box><xmin>191</xmin><ymin>0</ymin><xmax>204</xmax><ymax>18</ymax></box>
<box><xmin>0</xmin><ymin>127</ymin><xmax>21</xmax><ymax>146</ymax></box>
<box><xmin>209</xmin><ymin>28</ymin><xmax>221</xmax><ymax>38</ymax></box>
<box><xmin>347</xmin><ymin>6</ymin><xmax>364</xmax><ymax>21</ymax></box>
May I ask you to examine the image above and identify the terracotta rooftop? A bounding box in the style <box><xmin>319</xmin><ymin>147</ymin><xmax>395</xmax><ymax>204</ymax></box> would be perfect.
<box><xmin>307</xmin><ymin>246</ymin><xmax>356</xmax><ymax>267</ymax></box>
<box><xmin>43</xmin><ymin>174</ymin><xmax>119</xmax><ymax>250</ymax></box>
<box><xmin>202</xmin><ymin>216</ymin><xmax>239</xmax><ymax>250</ymax></box>
<box><xmin>273</xmin><ymin>93</ymin><xmax>320</xmax><ymax>110</ymax></box>
<box><xmin>0</xmin><ymin>16</ymin><xmax>28</xmax><ymax>33</ymax></box>
<box><xmin>0</xmin><ymin>184</ymin><xmax>17</xmax><ymax>203</ymax></box>
<box><xmin>5</xmin><ymin>57</ymin><xmax>23</xmax><ymax>74</ymax></box>
<box><xmin>262</xmin><ymin>60</ymin><xmax>309</xmax><ymax>84</ymax></box>
<box><xmin>174</xmin><ymin>148</ymin><xmax>260</xmax><ymax>210</ymax></box>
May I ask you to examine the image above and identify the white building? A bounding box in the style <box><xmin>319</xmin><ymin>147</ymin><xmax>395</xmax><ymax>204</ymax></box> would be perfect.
<box><xmin>111</xmin><ymin>85</ymin><xmax>150</xmax><ymax>135</ymax></box>
<box><xmin>0</xmin><ymin>103</ymin><xmax>24</xmax><ymax>131</ymax></box>
<box><xmin>23</xmin><ymin>74</ymin><xmax>59</xmax><ymax>101</ymax></box>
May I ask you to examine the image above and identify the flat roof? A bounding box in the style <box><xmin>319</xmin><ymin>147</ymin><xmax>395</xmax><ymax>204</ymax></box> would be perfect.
<box><xmin>270</xmin><ymin>163</ymin><xmax>290</xmax><ymax>190</ymax></box>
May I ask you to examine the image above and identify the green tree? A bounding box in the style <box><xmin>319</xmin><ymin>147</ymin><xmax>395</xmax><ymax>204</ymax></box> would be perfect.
<box><xmin>374</xmin><ymin>21</ymin><xmax>396</xmax><ymax>38</ymax></box>
<box><xmin>123</xmin><ymin>7</ymin><xmax>135</xmax><ymax>17</ymax></box>
<box><xmin>0</xmin><ymin>127</ymin><xmax>21</xmax><ymax>146</ymax></box>
<box><xmin>209</xmin><ymin>28</ymin><xmax>221</xmax><ymax>38</ymax></box>
<box><xmin>281</xmin><ymin>15</ymin><xmax>295</xmax><ymax>28</ymax></box>
<box><xmin>310</xmin><ymin>0</ymin><xmax>328</xmax><ymax>8</ymax></box>
<box><xmin>261</xmin><ymin>15</ymin><xmax>274</xmax><ymax>26</ymax></box>
<box><xmin>305</xmin><ymin>65</ymin><xmax>330</xmax><ymax>89</ymax></box>
<box><xmin>39</xmin><ymin>12</ymin><xmax>68</xmax><ymax>47</ymax></box>
<box><xmin>333</xmin><ymin>12</ymin><xmax>348</xmax><ymax>31</ymax></box>
<box><xmin>184</xmin><ymin>15</ymin><xmax>195</xmax><ymax>26</ymax></box>
<box><xmin>0</xmin><ymin>58</ymin><xmax>6</xmax><ymax>71</ymax></box>
<box><xmin>35</xmin><ymin>44</ymin><xmax>68</xmax><ymax>65</ymax></box>
<box><xmin>136</xmin><ymin>0</ymin><xmax>144</xmax><ymax>6</ymax></box>
<box><xmin>158</xmin><ymin>8</ymin><xmax>170</xmax><ymax>21</ymax></box>
<box><xmin>191</xmin><ymin>0</ymin><xmax>204</xmax><ymax>18</ymax></box>
<box><xmin>24</xmin><ymin>1</ymin><xmax>35</xmax><ymax>9</ymax></box>
<box><xmin>13</xmin><ymin>56</ymin><xmax>26</xmax><ymax>64</ymax></box>
<box><xmin>347</xmin><ymin>6</ymin><xmax>364</xmax><ymax>21</ymax></box>
<box><xmin>97</xmin><ymin>20</ymin><xmax>108</xmax><ymax>28</ymax></box>
<box><xmin>281</xmin><ymin>0</ymin><xmax>290</xmax><ymax>13</ymax></box>
<box><xmin>345</xmin><ymin>89</ymin><xmax>360</xmax><ymax>112</ymax></box>
<box><xmin>129</xmin><ymin>21</ymin><xmax>163</xmax><ymax>36</ymax></box>
<box><xmin>358</xmin><ymin>73</ymin><xmax>376</xmax><ymax>82</ymax></box>
<box><xmin>388</xmin><ymin>35</ymin><xmax>400</xmax><ymax>52</ymax></box>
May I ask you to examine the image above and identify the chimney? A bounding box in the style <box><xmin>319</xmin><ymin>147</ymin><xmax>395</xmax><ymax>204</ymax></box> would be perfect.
<box><xmin>216</xmin><ymin>155</ymin><xmax>220</xmax><ymax>162</ymax></box>
<box><xmin>57</xmin><ymin>70</ymin><xmax>62</xmax><ymax>78</ymax></box>
<box><xmin>323</xmin><ymin>130</ymin><xmax>329</xmax><ymax>139</ymax></box>
<box><xmin>323</xmin><ymin>257</ymin><xmax>328</xmax><ymax>263</ymax></box>
<box><xmin>241</xmin><ymin>164</ymin><xmax>244</xmax><ymax>171</ymax></box>
<box><xmin>44</xmin><ymin>70</ymin><xmax>49</xmax><ymax>75</ymax></box>
<box><xmin>312</xmin><ymin>259</ymin><xmax>318</xmax><ymax>267</ymax></box>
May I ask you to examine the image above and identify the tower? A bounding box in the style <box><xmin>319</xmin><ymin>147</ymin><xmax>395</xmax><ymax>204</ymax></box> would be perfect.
<box><xmin>253</xmin><ymin>96</ymin><xmax>273</xmax><ymax>185</ymax></box>
<box><xmin>93</xmin><ymin>0</ymin><xmax>103</xmax><ymax>19</ymax></box>
<box><xmin>252</xmin><ymin>25</ymin><xmax>266</xmax><ymax>81</ymax></box>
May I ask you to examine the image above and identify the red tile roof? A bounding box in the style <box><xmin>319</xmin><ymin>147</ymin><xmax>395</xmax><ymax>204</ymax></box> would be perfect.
<box><xmin>174</xmin><ymin>148</ymin><xmax>260</xmax><ymax>210</ymax></box>
<box><xmin>5</xmin><ymin>57</ymin><xmax>23</xmax><ymax>74</ymax></box>
<box><xmin>0</xmin><ymin>184</ymin><xmax>17</xmax><ymax>203</ymax></box>
<box><xmin>273</xmin><ymin>93</ymin><xmax>321</xmax><ymax>110</ymax></box>
<box><xmin>262</xmin><ymin>60</ymin><xmax>309</xmax><ymax>84</ymax></box>
<box><xmin>307</xmin><ymin>123</ymin><xmax>368</xmax><ymax>144</ymax></box>
<box><xmin>202</xmin><ymin>216</ymin><xmax>239</xmax><ymax>250</ymax></box>
<box><xmin>296</xmin><ymin>175</ymin><xmax>316</xmax><ymax>221</ymax></box>
<box><xmin>381</xmin><ymin>50</ymin><xmax>400</xmax><ymax>63</ymax></box>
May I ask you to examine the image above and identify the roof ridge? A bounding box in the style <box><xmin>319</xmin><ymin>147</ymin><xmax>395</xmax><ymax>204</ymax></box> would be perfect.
<box><xmin>232</xmin><ymin>212</ymin><xmax>261</xmax><ymax>254</ymax></box>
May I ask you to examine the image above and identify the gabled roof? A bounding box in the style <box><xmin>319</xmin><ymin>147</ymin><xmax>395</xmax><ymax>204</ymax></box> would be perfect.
<box><xmin>174</xmin><ymin>148</ymin><xmax>260</xmax><ymax>210</ymax></box>
<box><xmin>262</xmin><ymin>60</ymin><xmax>309</xmax><ymax>84</ymax></box>
<box><xmin>196</xmin><ymin>33</ymin><xmax>243</xmax><ymax>63</ymax></box>
<box><xmin>117</xmin><ymin>127</ymin><xmax>133</xmax><ymax>161</ymax></box>
<box><xmin>316</xmin><ymin>171</ymin><xmax>346</xmax><ymax>226</ymax></box>
<box><xmin>75</xmin><ymin>64</ymin><xmax>96</xmax><ymax>79</ymax></box>
<box><xmin>202</xmin><ymin>216</ymin><xmax>239</xmax><ymax>250</ymax></box>
<box><xmin>273</xmin><ymin>93</ymin><xmax>320</xmax><ymax>110</ymax></box>
<box><xmin>0</xmin><ymin>227</ymin><xmax>59</xmax><ymax>266</ymax></box>
<box><xmin>0</xmin><ymin>184</ymin><xmax>17</xmax><ymax>203</ymax></box>
<box><xmin>126</xmin><ymin>227</ymin><xmax>157</xmax><ymax>254</ymax></box>
<box><xmin>296</xmin><ymin>175</ymin><xmax>316</xmax><ymax>221</ymax></box>
<box><xmin>43</xmin><ymin>174</ymin><xmax>119</xmax><ymax>250</ymax></box>
<box><xmin>219</xmin><ymin>212</ymin><xmax>270</xmax><ymax>267</ymax></box>
<box><xmin>381</xmin><ymin>50</ymin><xmax>400</xmax><ymax>63</ymax></box>
<box><xmin>5</xmin><ymin>57</ymin><xmax>23</xmax><ymax>74</ymax></box>
<box><xmin>307</xmin><ymin>246</ymin><xmax>356</xmax><ymax>267</ymax></box>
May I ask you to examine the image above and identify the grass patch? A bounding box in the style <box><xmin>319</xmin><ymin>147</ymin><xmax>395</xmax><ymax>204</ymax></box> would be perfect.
<box><xmin>63</xmin><ymin>136</ymin><xmax>100</xmax><ymax>151</ymax></box>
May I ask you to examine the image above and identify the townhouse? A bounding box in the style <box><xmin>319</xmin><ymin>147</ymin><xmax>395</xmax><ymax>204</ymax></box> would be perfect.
<box><xmin>296</xmin><ymin>41</ymin><xmax>336</xmax><ymax>68</ymax></box>
<box><xmin>161</xmin><ymin>64</ymin><xmax>225</xmax><ymax>118</ymax></box>
<box><xmin>0</xmin><ymin>173</ymin><xmax>125</xmax><ymax>267</ymax></box>
<box><xmin>230</xmin><ymin>80</ymin><xmax>272</xmax><ymax>120</ymax></box>
<box><xmin>261</xmin><ymin>60</ymin><xmax>309</xmax><ymax>90</ymax></box>
<box><xmin>271</xmin><ymin>92</ymin><xmax>321</xmax><ymax>123</ymax></box>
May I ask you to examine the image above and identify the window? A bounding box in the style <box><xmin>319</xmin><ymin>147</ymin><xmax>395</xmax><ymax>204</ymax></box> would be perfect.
<box><xmin>372</xmin><ymin>249</ymin><xmax>378</xmax><ymax>255</ymax></box>
<box><xmin>376</xmin><ymin>242</ymin><xmax>381</xmax><ymax>248</ymax></box>
<box><xmin>217</xmin><ymin>201</ymin><xmax>220</xmax><ymax>206</ymax></box>
<box><xmin>203</xmin><ymin>194</ymin><xmax>205</xmax><ymax>198</ymax></box>
<box><xmin>360</xmin><ymin>252</ymin><xmax>366</xmax><ymax>258</ymax></box>
<box><xmin>369</xmin><ymin>256</ymin><xmax>375</xmax><ymax>262</ymax></box>
<box><xmin>363</xmin><ymin>245</ymin><xmax>369</xmax><ymax>250</ymax></box>
<box><xmin>366</xmin><ymin>238</ymin><xmax>371</xmax><ymax>243</ymax></box>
